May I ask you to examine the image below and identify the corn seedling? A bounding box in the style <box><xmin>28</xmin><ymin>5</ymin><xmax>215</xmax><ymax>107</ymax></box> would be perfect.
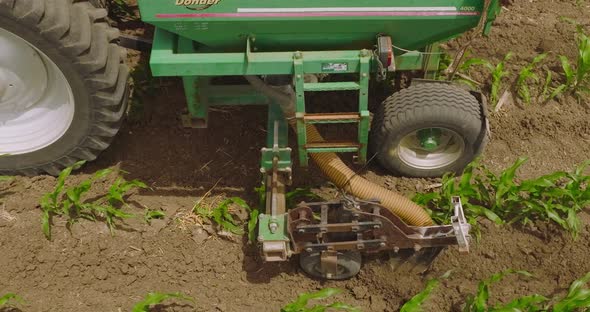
<box><xmin>39</xmin><ymin>161</ymin><xmax>148</xmax><ymax>239</ymax></box>
<box><xmin>490</xmin><ymin>52</ymin><xmax>514</xmax><ymax>107</ymax></box>
<box><xmin>281</xmin><ymin>288</ymin><xmax>360</xmax><ymax>312</ymax></box>
<box><xmin>105</xmin><ymin>0</ymin><xmax>137</xmax><ymax>21</ymax></box>
<box><xmin>414</xmin><ymin>158</ymin><xmax>590</xmax><ymax>238</ymax></box>
<box><xmin>549</xmin><ymin>27</ymin><xmax>590</xmax><ymax>101</ymax></box>
<box><xmin>400</xmin><ymin>271</ymin><xmax>451</xmax><ymax>312</ymax></box>
<box><xmin>463</xmin><ymin>270</ymin><xmax>542</xmax><ymax>312</ymax></box>
<box><xmin>144</xmin><ymin>209</ymin><xmax>165</xmax><ymax>225</ymax></box>
<box><xmin>132</xmin><ymin>292</ymin><xmax>194</xmax><ymax>312</ymax></box>
<box><xmin>0</xmin><ymin>293</ymin><xmax>25</xmax><ymax>307</ymax></box>
<box><xmin>552</xmin><ymin>271</ymin><xmax>590</xmax><ymax>311</ymax></box>
<box><xmin>541</xmin><ymin>71</ymin><xmax>554</xmax><ymax>101</ymax></box>
<box><xmin>453</xmin><ymin>56</ymin><xmax>494</xmax><ymax>88</ymax></box>
<box><xmin>515</xmin><ymin>53</ymin><xmax>548</xmax><ymax>104</ymax></box>
<box><xmin>439</xmin><ymin>51</ymin><xmax>492</xmax><ymax>88</ymax></box>
<box><xmin>194</xmin><ymin>197</ymin><xmax>249</xmax><ymax>235</ymax></box>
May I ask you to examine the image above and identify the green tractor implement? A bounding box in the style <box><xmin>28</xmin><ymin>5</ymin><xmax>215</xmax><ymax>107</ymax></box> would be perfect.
<box><xmin>0</xmin><ymin>0</ymin><xmax>499</xmax><ymax>279</ymax></box>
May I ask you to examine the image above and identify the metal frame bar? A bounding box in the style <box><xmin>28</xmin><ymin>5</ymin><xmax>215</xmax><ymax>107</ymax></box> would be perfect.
<box><xmin>150</xmin><ymin>28</ymin><xmax>428</xmax><ymax>77</ymax></box>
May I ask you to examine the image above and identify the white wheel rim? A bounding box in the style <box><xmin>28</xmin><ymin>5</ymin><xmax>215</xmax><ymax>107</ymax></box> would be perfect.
<box><xmin>0</xmin><ymin>27</ymin><xmax>75</xmax><ymax>155</ymax></box>
<box><xmin>394</xmin><ymin>128</ymin><xmax>465</xmax><ymax>170</ymax></box>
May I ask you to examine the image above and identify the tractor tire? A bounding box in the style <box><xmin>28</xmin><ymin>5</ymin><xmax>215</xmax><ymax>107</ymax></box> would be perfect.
<box><xmin>371</xmin><ymin>83</ymin><xmax>485</xmax><ymax>178</ymax></box>
<box><xmin>0</xmin><ymin>0</ymin><xmax>128</xmax><ymax>176</ymax></box>
<box><xmin>299</xmin><ymin>251</ymin><xmax>362</xmax><ymax>280</ymax></box>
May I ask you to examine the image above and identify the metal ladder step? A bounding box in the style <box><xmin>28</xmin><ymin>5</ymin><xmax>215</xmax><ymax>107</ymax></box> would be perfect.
<box><xmin>303</xmin><ymin>82</ymin><xmax>361</xmax><ymax>92</ymax></box>
<box><xmin>305</xmin><ymin>141</ymin><xmax>360</xmax><ymax>153</ymax></box>
<box><xmin>303</xmin><ymin>113</ymin><xmax>361</xmax><ymax>124</ymax></box>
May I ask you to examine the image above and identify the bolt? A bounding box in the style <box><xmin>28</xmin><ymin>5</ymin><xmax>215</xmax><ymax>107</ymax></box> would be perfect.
<box><xmin>296</xmin><ymin>74</ymin><xmax>302</xmax><ymax>79</ymax></box>
<box><xmin>393</xmin><ymin>247</ymin><xmax>400</xmax><ymax>253</ymax></box>
<box><xmin>373</xmin><ymin>224</ymin><xmax>381</xmax><ymax>229</ymax></box>
<box><xmin>257</xmin><ymin>235</ymin><xmax>264</xmax><ymax>242</ymax></box>
<box><xmin>414</xmin><ymin>244</ymin><xmax>423</xmax><ymax>252</ymax></box>
<box><xmin>269</xmin><ymin>222</ymin><xmax>278</xmax><ymax>234</ymax></box>
<box><xmin>305</xmin><ymin>248</ymin><xmax>313</xmax><ymax>253</ymax></box>
<box><xmin>379</xmin><ymin>242</ymin><xmax>387</xmax><ymax>248</ymax></box>
<box><xmin>362</xmin><ymin>73</ymin><xmax>367</xmax><ymax>77</ymax></box>
<box><xmin>259</xmin><ymin>214</ymin><xmax>265</xmax><ymax>220</ymax></box>
<box><xmin>298</xmin><ymin>228</ymin><xmax>305</xmax><ymax>234</ymax></box>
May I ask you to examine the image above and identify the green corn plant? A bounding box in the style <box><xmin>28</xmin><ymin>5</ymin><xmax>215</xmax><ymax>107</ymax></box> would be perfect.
<box><xmin>463</xmin><ymin>270</ymin><xmax>540</xmax><ymax>312</ymax></box>
<box><xmin>550</xmin><ymin>27</ymin><xmax>590</xmax><ymax>101</ymax></box>
<box><xmin>132</xmin><ymin>292</ymin><xmax>194</xmax><ymax>312</ymax></box>
<box><xmin>515</xmin><ymin>53</ymin><xmax>548</xmax><ymax>104</ymax></box>
<box><xmin>414</xmin><ymin>158</ymin><xmax>590</xmax><ymax>238</ymax></box>
<box><xmin>400</xmin><ymin>271</ymin><xmax>451</xmax><ymax>312</ymax></box>
<box><xmin>91</xmin><ymin>177</ymin><xmax>148</xmax><ymax>234</ymax></box>
<box><xmin>552</xmin><ymin>272</ymin><xmax>590</xmax><ymax>311</ymax></box>
<box><xmin>540</xmin><ymin>71</ymin><xmax>554</xmax><ymax>101</ymax></box>
<box><xmin>0</xmin><ymin>293</ymin><xmax>25</xmax><ymax>307</ymax></box>
<box><xmin>144</xmin><ymin>209</ymin><xmax>165</xmax><ymax>225</ymax></box>
<box><xmin>195</xmin><ymin>197</ymin><xmax>249</xmax><ymax>235</ymax></box>
<box><xmin>105</xmin><ymin>0</ymin><xmax>138</xmax><ymax>21</ymax></box>
<box><xmin>454</xmin><ymin>57</ymin><xmax>494</xmax><ymax>88</ymax></box>
<box><xmin>439</xmin><ymin>51</ymin><xmax>494</xmax><ymax>88</ymax></box>
<box><xmin>39</xmin><ymin>162</ymin><xmax>148</xmax><ymax>239</ymax></box>
<box><xmin>40</xmin><ymin>160</ymin><xmax>87</xmax><ymax>239</ymax></box>
<box><xmin>281</xmin><ymin>288</ymin><xmax>360</xmax><ymax>312</ymax></box>
<box><xmin>490</xmin><ymin>52</ymin><xmax>514</xmax><ymax>107</ymax></box>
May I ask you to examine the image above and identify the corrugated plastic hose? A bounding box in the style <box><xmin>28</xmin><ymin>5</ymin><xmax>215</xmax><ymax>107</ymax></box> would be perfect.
<box><xmin>245</xmin><ymin>76</ymin><xmax>434</xmax><ymax>226</ymax></box>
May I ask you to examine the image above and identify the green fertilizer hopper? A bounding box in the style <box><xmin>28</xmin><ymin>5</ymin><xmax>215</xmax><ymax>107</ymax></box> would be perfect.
<box><xmin>0</xmin><ymin>0</ymin><xmax>499</xmax><ymax>279</ymax></box>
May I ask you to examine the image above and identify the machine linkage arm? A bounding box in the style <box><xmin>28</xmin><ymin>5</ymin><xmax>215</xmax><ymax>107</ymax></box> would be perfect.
<box><xmin>287</xmin><ymin>196</ymin><xmax>471</xmax><ymax>255</ymax></box>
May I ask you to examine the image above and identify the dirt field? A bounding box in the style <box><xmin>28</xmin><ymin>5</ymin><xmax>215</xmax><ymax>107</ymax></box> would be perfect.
<box><xmin>1</xmin><ymin>0</ymin><xmax>590</xmax><ymax>311</ymax></box>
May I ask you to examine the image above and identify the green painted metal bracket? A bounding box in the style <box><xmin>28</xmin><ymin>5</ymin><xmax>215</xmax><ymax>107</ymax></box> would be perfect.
<box><xmin>422</xmin><ymin>44</ymin><xmax>441</xmax><ymax>80</ymax></box>
<box><xmin>357</xmin><ymin>50</ymin><xmax>371</xmax><ymax>164</ymax></box>
<box><xmin>257</xmin><ymin>213</ymin><xmax>289</xmax><ymax>243</ymax></box>
<box><xmin>150</xmin><ymin>28</ymin><xmax>427</xmax><ymax>77</ymax></box>
<box><xmin>177</xmin><ymin>37</ymin><xmax>209</xmax><ymax>127</ymax></box>
<box><xmin>293</xmin><ymin>52</ymin><xmax>308</xmax><ymax>167</ymax></box>
<box><xmin>261</xmin><ymin>103</ymin><xmax>292</xmax><ymax>173</ymax></box>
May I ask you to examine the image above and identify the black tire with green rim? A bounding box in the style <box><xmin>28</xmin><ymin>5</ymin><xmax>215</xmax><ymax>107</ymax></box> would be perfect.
<box><xmin>299</xmin><ymin>251</ymin><xmax>362</xmax><ymax>280</ymax></box>
<box><xmin>371</xmin><ymin>83</ymin><xmax>486</xmax><ymax>178</ymax></box>
<box><xmin>0</xmin><ymin>0</ymin><xmax>128</xmax><ymax>176</ymax></box>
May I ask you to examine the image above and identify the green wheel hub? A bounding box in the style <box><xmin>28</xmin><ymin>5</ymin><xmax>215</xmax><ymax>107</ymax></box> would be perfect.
<box><xmin>417</xmin><ymin>128</ymin><xmax>442</xmax><ymax>151</ymax></box>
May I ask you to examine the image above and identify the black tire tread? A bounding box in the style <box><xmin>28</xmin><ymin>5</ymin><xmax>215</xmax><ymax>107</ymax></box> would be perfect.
<box><xmin>0</xmin><ymin>0</ymin><xmax>128</xmax><ymax>175</ymax></box>
<box><xmin>371</xmin><ymin>83</ymin><xmax>484</xmax><ymax>177</ymax></box>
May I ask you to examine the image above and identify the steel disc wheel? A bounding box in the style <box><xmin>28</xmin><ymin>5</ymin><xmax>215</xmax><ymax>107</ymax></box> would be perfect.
<box><xmin>397</xmin><ymin>128</ymin><xmax>466</xmax><ymax>170</ymax></box>
<box><xmin>0</xmin><ymin>27</ymin><xmax>75</xmax><ymax>155</ymax></box>
<box><xmin>299</xmin><ymin>251</ymin><xmax>362</xmax><ymax>280</ymax></box>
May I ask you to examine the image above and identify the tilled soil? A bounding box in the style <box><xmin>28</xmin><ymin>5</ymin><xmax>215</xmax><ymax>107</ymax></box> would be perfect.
<box><xmin>1</xmin><ymin>0</ymin><xmax>590</xmax><ymax>311</ymax></box>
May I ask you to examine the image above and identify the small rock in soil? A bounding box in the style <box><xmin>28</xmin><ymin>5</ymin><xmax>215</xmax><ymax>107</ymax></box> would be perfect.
<box><xmin>191</xmin><ymin>227</ymin><xmax>209</xmax><ymax>244</ymax></box>
<box><xmin>93</xmin><ymin>267</ymin><xmax>109</xmax><ymax>280</ymax></box>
